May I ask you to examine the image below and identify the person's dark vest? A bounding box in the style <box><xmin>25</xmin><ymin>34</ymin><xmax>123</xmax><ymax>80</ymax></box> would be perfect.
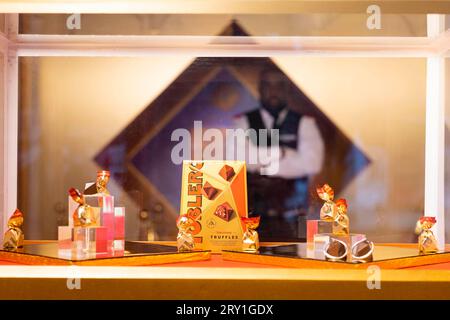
<box><xmin>245</xmin><ymin>108</ymin><xmax>301</xmax><ymax>149</ymax></box>
<box><xmin>245</xmin><ymin>108</ymin><xmax>309</xmax><ymax>228</ymax></box>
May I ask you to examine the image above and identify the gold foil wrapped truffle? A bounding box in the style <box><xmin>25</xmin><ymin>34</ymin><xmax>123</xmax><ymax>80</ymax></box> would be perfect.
<box><xmin>69</xmin><ymin>187</ymin><xmax>97</xmax><ymax>227</ymax></box>
<box><xmin>96</xmin><ymin>170</ymin><xmax>110</xmax><ymax>195</ymax></box>
<box><xmin>317</xmin><ymin>184</ymin><xmax>337</xmax><ymax>221</ymax></box>
<box><xmin>3</xmin><ymin>209</ymin><xmax>24</xmax><ymax>250</ymax></box>
<box><xmin>177</xmin><ymin>214</ymin><xmax>195</xmax><ymax>252</ymax></box>
<box><xmin>241</xmin><ymin>216</ymin><xmax>260</xmax><ymax>252</ymax></box>
<box><xmin>334</xmin><ymin>198</ymin><xmax>350</xmax><ymax>235</ymax></box>
<box><xmin>418</xmin><ymin>216</ymin><xmax>438</xmax><ymax>254</ymax></box>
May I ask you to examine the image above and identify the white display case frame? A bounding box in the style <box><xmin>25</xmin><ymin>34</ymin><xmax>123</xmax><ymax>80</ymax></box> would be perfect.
<box><xmin>0</xmin><ymin>1</ymin><xmax>448</xmax><ymax>248</ymax></box>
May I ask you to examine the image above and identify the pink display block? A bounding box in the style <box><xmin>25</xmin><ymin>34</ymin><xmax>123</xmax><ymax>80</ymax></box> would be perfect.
<box><xmin>58</xmin><ymin>226</ymin><xmax>108</xmax><ymax>253</ymax></box>
<box><xmin>68</xmin><ymin>195</ymin><xmax>114</xmax><ymax>227</ymax></box>
<box><xmin>114</xmin><ymin>207</ymin><xmax>125</xmax><ymax>240</ymax></box>
<box><xmin>62</xmin><ymin>194</ymin><xmax>125</xmax><ymax>253</ymax></box>
<box><xmin>101</xmin><ymin>212</ymin><xmax>115</xmax><ymax>241</ymax></box>
<box><xmin>307</xmin><ymin>220</ymin><xmax>333</xmax><ymax>245</ymax></box>
<box><xmin>58</xmin><ymin>226</ymin><xmax>73</xmax><ymax>250</ymax></box>
<box><xmin>89</xmin><ymin>195</ymin><xmax>114</xmax><ymax>242</ymax></box>
<box><xmin>67</xmin><ymin>196</ymin><xmax>78</xmax><ymax>227</ymax></box>
<box><xmin>68</xmin><ymin>194</ymin><xmax>115</xmax><ymax>239</ymax></box>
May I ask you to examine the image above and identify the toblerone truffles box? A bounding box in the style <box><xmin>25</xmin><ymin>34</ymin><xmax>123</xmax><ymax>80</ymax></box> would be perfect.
<box><xmin>179</xmin><ymin>160</ymin><xmax>248</xmax><ymax>253</ymax></box>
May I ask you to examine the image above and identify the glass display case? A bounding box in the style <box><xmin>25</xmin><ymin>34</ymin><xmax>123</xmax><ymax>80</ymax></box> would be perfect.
<box><xmin>0</xmin><ymin>1</ymin><xmax>449</xmax><ymax>300</ymax></box>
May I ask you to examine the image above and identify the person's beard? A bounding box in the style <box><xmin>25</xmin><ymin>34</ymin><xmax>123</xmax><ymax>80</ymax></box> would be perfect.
<box><xmin>261</xmin><ymin>98</ymin><xmax>287</xmax><ymax>119</ymax></box>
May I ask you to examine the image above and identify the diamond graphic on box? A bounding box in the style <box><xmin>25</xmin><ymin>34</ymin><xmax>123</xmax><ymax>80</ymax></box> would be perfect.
<box><xmin>214</xmin><ymin>202</ymin><xmax>234</xmax><ymax>222</ymax></box>
<box><xmin>59</xmin><ymin>170</ymin><xmax>125</xmax><ymax>253</ymax></box>
<box><xmin>219</xmin><ymin>165</ymin><xmax>235</xmax><ymax>181</ymax></box>
<box><xmin>179</xmin><ymin>161</ymin><xmax>248</xmax><ymax>252</ymax></box>
<box><xmin>202</xmin><ymin>182</ymin><xmax>221</xmax><ymax>200</ymax></box>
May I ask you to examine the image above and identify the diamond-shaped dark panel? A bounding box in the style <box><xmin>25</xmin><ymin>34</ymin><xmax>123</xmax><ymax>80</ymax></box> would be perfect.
<box><xmin>95</xmin><ymin>21</ymin><xmax>370</xmax><ymax>240</ymax></box>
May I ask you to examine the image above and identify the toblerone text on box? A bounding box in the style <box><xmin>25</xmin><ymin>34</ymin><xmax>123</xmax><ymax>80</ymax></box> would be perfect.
<box><xmin>179</xmin><ymin>160</ymin><xmax>248</xmax><ymax>253</ymax></box>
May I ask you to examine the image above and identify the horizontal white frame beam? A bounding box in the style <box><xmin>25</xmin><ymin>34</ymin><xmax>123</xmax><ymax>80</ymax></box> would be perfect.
<box><xmin>0</xmin><ymin>0</ymin><xmax>449</xmax><ymax>14</ymax></box>
<box><xmin>12</xmin><ymin>32</ymin><xmax>450</xmax><ymax>57</ymax></box>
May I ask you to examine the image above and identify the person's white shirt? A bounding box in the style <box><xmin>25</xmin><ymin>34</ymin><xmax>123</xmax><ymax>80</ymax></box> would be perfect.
<box><xmin>229</xmin><ymin>107</ymin><xmax>325</xmax><ymax>179</ymax></box>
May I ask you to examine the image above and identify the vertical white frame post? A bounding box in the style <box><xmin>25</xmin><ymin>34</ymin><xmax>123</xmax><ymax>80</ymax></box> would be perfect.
<box><xmin>425</xmin><ymin>14</ymin><xmax>446</xmax><ymax>250</ymax></box>
<box><xmin>2</xmin><ymin>13</ymin><xmax>18</xmax><ymax>235</ymax></box>
<box><xmin>0</xmin><ymin>16</ymin><xmax>6</xmax><ymax>236</ymax></box>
